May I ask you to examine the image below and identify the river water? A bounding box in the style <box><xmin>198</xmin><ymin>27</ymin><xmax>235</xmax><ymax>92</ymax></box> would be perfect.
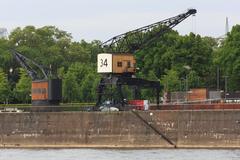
<box><xmin>0</xmin><ymin>149</ymin><xmax>240</xmax><ymax>160</ymax></box>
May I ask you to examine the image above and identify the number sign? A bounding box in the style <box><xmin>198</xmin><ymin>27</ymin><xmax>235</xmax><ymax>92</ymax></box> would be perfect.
<box><xmin>97</xmin><ymin>53</ymin><xmax>112</xmax><ymax>73</ymax></box>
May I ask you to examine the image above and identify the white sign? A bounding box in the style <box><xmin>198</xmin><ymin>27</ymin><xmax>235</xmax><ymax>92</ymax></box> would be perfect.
<box><xmin>97</xmin><ymin>53</ymin><xmax>112</xmax><ymax>73</ymax></box>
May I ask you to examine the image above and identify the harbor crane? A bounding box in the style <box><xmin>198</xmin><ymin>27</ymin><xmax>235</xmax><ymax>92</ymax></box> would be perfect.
<box><xmin>96</xmin><ymin>9</ymin><xmax>197</xmax><ymax>110</ymax></box>
<box><xmin>11</xmin><ymin>49</ymin><xmax>62</xmax><ymax>106</ymax></box>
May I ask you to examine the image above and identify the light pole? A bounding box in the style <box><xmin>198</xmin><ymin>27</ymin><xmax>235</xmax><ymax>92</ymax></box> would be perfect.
<box><xmin>185</xmin><ymin>76</ymin><xmax>188</xmax><ymax>92</ymax></box>
<box><xmin>180</xmin><ymin>78</ymin><xmax>185</xmax><ymax>92</ymax></box>
<box><xmin>217</xmin><ymin>66</ymin><xmax>220</xmax><ymax>91</ymax></box>
<box><xmin>224</xmin><ymin>76</ymin><xmax>228</xmax><ymax>100</ymax></box>
<box><xmin>179</xmin><ymin>80</ymin><xmax>182</xmax><ymax>91</ymax></box>
<box><xmin>183</xmin><ymin>65</ymin><xmax>191</xmax><ymax>92</ymax></box>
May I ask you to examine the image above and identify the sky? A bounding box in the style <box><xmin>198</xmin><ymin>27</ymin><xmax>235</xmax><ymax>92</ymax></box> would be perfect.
<box><xmin>1</xmin><ymin>0</ymin><xmax>239</xmax><ymax>42</ymax></box>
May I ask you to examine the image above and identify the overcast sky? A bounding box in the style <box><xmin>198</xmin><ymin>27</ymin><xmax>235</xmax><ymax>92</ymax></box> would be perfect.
<box><xmin>1</xmin><ymin>0</ymin><xmax>239</xmax><ymax>42</ymax></box>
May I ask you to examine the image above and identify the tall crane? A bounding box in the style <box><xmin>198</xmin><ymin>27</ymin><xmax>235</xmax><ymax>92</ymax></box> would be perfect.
<box><xmin>11</xmin><ymin>49</ymin><xmax>62</xmax><ymax>106</ymax></box>
<box><xmin>96</xmin><ymin>9</ymin><xmax>197</xmax><ymax>110</ymax></box>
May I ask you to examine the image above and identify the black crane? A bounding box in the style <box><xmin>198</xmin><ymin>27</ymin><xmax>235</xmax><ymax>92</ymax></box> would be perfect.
<box><xmin>11</xmin><ymin>49</ymin><xmax>62</xmax><ymax>106</ymax></box>
<box><xmin>96</xmin><ymin>9</ymin><xmax>197</xmax><ymax>110</ymax></box>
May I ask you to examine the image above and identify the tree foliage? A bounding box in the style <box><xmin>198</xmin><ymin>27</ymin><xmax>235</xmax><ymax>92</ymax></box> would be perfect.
<box><xmin>0</xmin><ymin>68</ymin><xmax>11</xmax><ymax>104</ymax></box>
<box><xmin>15</xmin><ymin>68</ymin><xmax>31</xmax><ymax>103</ymax></box>
<box><xmin>161</xmin><ymin>69</ymin><xmax>180</xmax><ymax>92</ymax></box>
<box><xmin>0</xmin><ymin>24</ymin><xmax>239</xmax><ymax>104</ymax></box>
<box><xmin>215</xmin><ymin>25</ymin><xmax>240</xmax><ymax>91</ymax></box>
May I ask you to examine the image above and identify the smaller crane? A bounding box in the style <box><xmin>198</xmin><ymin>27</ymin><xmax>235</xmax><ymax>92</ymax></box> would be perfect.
<box><xmin>11</xmin><ymin>49</ymin><xmax>62</xmax><ymax>106</ymax></box>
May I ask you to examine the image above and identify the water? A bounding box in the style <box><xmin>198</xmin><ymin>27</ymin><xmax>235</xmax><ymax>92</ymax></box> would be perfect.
<box><xmin>0</xmin><ymin>149</ymin><xmax>239</xmax><ymax>160</ymax></box>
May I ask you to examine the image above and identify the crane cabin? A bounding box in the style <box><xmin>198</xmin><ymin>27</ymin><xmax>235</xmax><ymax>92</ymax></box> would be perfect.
<box><xmin>31</xmin><ymin>79</ymin><xmax>62</xmax><ymax>105</ymax></box>
<box><xmin>97</xmin><ymin>53</ymin><xmax>136</xmax><ymax>74</ymax></box>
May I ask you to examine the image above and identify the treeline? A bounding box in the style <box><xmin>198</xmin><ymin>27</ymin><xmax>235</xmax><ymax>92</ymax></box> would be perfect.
<box><xmin>0</xmin><ymin>25</ymin><xmax>240</xmax><ymax>104</ymax></box>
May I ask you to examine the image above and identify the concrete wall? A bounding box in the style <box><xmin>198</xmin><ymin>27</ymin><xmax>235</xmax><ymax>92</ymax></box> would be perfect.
<box><xmin>0</xmin><ymin>110</ymin><xmax>240</xmax><ymax>148</ymax></box>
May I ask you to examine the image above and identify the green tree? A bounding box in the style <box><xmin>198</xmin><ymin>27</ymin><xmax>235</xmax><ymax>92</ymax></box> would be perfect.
<box><xmin>15</xmin><ymin>69</ymin><xmax>31</xmax><ymax>103</ymax></box>
<box><xmin>186</xmin><ymin>70</ymin><xmax>202</xmax><ymax>89</ymax></box>
<box><xmin>215</xmin><ymin>25</ymin><xmax>240</xmax><ymax>91</ymax></box>
<box><xmin>0</xmin><ymin>24</ymin><xmax>225</xmax><ymax>103</ymax></box>
<box><xmin>8</xmin><ymin>26</ymin><xmax>72</xmax><ymax>76</ymax></box>
<box><xmin>161</xmin><ymin>69</ymin><xmax>180</xmax><ymax>92</ymax></box>
<box><xmin>63</xmin><ymin>72</ymin><xmax>79</xmax><ymax>102</ymax></box>
<box><xmin>136</xmin><ymin>30</ymin><xmax>179</xmax><ymax>77</ymax></box>
<box><xmin>0</xmin><ymin>68</ymin><xmax>11</xmax><ymax>104</ymax></box>
<box><xmin>135</xmin><ymin>31</ymin><xmax>214</xmax><ymax>90</ymax></box>
<box><xmin>62</xmin><ymin>62</ymin><xmax>100</xmax><ymax>102</ymax></box>
<box><xmin>0</xmin><ymin>39</ymin><xmax>12</xmax><ymax>73</ymax></box>
<box><xmin>141</xmin><ymin>70</ymin><xmax>159</xmax><ymax>101</ymax></box>
<box><xmin>79</xmin><ymin>73</ymin><xmax>97</xmax><ymax>102</ymax></box>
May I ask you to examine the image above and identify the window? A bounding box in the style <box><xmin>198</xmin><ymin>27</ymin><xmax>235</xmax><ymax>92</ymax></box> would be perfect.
<box><xmin>117</xmin><ymin>61</ymin><xmax>122</xmax><ymax>67</ymax></box>
<box><xmin>127</xmin><ymin>61</ymin><xmax>131</xmax><ymax>68</ymax></box>
<box><xmin>32</xmin><ymin>88</ymin><xmax>47</xmax><ymax>94</ymax></box>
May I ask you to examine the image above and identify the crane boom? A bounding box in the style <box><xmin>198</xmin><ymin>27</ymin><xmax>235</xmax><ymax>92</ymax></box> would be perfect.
<box><xmin>11</xmin><ymin>49</ymin><xmax>48</xmax><ymax>80</ymax></box>
<box><xmin>102</xmin><ymin>9</ymin><xmax>196</xmax><ymax>53</ymax></box>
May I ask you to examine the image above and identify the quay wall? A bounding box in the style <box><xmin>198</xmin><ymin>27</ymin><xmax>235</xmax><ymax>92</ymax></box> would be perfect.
<box><xmin>0</xmin><ymin>110</ymin><xmax>240</xmax><ymax>148</ymax></box>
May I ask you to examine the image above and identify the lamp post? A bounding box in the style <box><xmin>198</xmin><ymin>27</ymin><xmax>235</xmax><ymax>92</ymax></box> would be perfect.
<box><xmin>224</xmin><ymin>76</ymin><xmax>228</xmax><ymax>100</ymax></box>
<box><xmin>179</xmin><ymin>79</ymin><xmax>182</xmax><ymax>91</ymax></box>
<box><xmin>185</xmin><ymin>76</ymin><xmax>188</xmax><ymax>92</ymax></box>
<box><xmin>183</xmin><ymin>65</ymin><xmax>191</xmax><ymax>92</ymax></box>
<box><xmin>180</xmin><ymin>78</ymin><xmax>185</xmax><ymax>92</ymax></box>
<box><xmin>217</xmin><ymin>66</ymin><xmax>220</xmax><ymax>91</ymax></box>
<box><xmin>182</xmin><ymin>65</ymin><xmax>191</xmax><ymax>103</ymax></box>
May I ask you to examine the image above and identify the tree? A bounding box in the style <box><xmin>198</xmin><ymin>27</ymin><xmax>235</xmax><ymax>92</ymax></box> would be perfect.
<box><xmin>161</xmin><ymin>69</ymin><xmax>181</xmax><ymax>92</ymax></box>
<box><xmin>135</xmin><ymin>31</ymin><xmax>214</xmax><ymax>90</ymax></box>
<box><xmin>0</xmin><ymin>24</ymin><xmax>228</xmax><ymax>103</ymax></box>
<box><xmin>141</xmin><ymin>70</ymin><xmax>159</xmax><ymax>101</ymax></box>
<box><xmin>8</xmin><ymin>26</ymin><xmax>72</xmax><ymax>75</ymax></box>
<box><xmin>62</xmin><ymin>62</ymin><xmax>100</xmax><ymax>102</ymax></box>
<box><xmin>79</xmin><ymin>73</ymin><xmax>98</xmax><ymax>102</ymax></box>
<box><xmin>186</xmin><ymin>70</ymin><xmax>202</xmax><ymax>89</ymax></box>
<box><xmin>15</xmin><ymin>69</ymin><xmax>31</xmax><ymax>103</ymax></box>
<box><xmin>67</xmin><ymin>41</ymin><xmax>91</xmax><ymax>63</ymax></box>
<box><xmin>0</xmin><ymin>68</ymin><xmax>11</xmax><ymax>104</ymax></box>
<box><xmin>0</xmin><ymin>39</ymin><xmax>12</xmax><ymax>73</ymax></box>
<box><xmin>135</xmin><ymin>30</ymin><xmax>179</xmax><ymax>77</ymax></box>
<box><xmin>63</xmin><ymin>71</ymin><xmax>79</xmax><ymax>102</ymax></box>
<box><xmin>215</xmin><ymin>25</ymin><xmax>240</xmax><ymax>91</ymax></box>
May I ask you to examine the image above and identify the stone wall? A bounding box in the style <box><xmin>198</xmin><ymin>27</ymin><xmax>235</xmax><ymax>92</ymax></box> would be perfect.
<box><xmin>0</xmin><ymin>110</ymin><xmax>239</xmax><ymax>148</ymax></box>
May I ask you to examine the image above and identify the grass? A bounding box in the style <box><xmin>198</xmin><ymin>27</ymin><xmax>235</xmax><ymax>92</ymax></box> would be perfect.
<box><xmin>0</xmin><ymin>103</ymin><xmax>95</xmax><ymax>112</ymax></box>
